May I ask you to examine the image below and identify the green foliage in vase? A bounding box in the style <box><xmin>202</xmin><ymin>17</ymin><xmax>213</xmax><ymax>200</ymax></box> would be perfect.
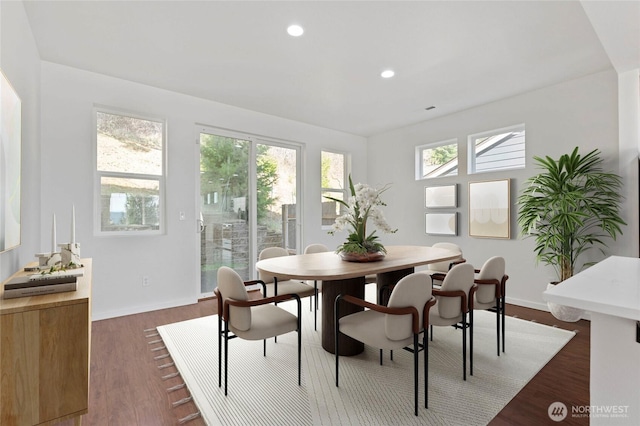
<box><xmin>517</xmin><ymin>147</ymin><xmax>626</xmax><ymax>282</ymax></box>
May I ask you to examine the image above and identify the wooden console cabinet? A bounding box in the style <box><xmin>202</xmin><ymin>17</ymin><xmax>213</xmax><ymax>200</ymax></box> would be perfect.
<box><xmin>1</xmin><ymin>259</ymin><xmax>92</xmax><ymax>425</ymax></box>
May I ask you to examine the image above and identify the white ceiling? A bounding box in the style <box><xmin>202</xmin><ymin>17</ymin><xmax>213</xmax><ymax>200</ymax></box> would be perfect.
<box><xmin>22</xmin><ymin>1</ymin><xmax>639</xmax><ymax>137</ymax></box>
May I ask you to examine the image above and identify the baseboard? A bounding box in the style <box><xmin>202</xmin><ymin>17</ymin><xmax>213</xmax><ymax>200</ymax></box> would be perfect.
<box><xmin>91</xmin><ymin>297</ymin><xmax>197</xmax><ymax>321</ymax></box>
<box><xmin>506</xmin><ymin>296</ymin><xmax>549</xmax><ymax>312</ymax></box>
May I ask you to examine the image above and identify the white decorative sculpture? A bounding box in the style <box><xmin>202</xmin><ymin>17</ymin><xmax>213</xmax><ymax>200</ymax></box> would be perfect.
<box><xmin>59</xmin><ymin>242</ymin><xmax>81</xmax><ymax>267</ymax></box>
<box><xmin>36</xmin><ymin>251</ymin><xmax>61</xmax><ymax>269</ymax></box>
<box><xmin>35</xmin><ymin>206</ymin><xmax>82</xmax><ymax>270</ymax></box>
<box><xmin>59</xmin><ymin>205</ymin><xmax>81</xmax><ymax>267</ymax></box>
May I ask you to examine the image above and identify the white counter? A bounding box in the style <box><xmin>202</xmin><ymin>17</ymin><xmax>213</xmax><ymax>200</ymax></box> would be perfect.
<box><xmin>544</xmin><ymin>255</ymin><xmax>640</xmax><ymax>425</ymax></box>
<box><xmin>544</xmin><ymin>255</ymin><xmax>640</xmax><ymax>321</ymax></box>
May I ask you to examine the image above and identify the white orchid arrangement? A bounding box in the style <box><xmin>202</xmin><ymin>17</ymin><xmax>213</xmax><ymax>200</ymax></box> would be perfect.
<box><xmin>325</xmin><ymin>175</ymin><xmax>397</xmax><ymax>255</ymax></box>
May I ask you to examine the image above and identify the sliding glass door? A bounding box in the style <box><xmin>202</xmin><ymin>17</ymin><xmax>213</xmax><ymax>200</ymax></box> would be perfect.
<box><xmin>198</xmin><ymin>127</ymin><xmax>301</xmax><ymax>296</ymax></box>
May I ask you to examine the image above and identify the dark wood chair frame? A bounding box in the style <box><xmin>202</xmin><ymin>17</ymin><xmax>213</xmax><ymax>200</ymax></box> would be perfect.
<box><xmin>215</xmin><ymin>280</ymin><xmax>302</xmax><ymax>396</ymax></box>
<box><xmin>334</xmin><ymin>294</ymin><xmax>437</xmax><ymax>416</ymax></box>
<box><xmin>429</xmin><ymin>258</ymin><xmax>467</xmax><ymax>287</ymax></box>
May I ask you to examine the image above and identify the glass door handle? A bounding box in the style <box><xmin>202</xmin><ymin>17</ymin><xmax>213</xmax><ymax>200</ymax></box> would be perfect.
<box><xmin>198</xmin><ymin>212</ymin><xmax>205</xmax><ymax>233</ymax></box>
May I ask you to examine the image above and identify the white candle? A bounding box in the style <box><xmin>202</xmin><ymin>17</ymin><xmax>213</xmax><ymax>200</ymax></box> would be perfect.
<box><xmin>51</xmin><ymin>213</ymin><xmax>57</xmax><ymax>253</ymax></box>
<box><xmin>71</xmin><ymin>205</ymin><xmax>76</xmax><ymax>244</ymax></box>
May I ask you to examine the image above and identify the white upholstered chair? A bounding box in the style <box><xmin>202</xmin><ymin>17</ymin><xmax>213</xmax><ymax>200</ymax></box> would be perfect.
<box><xmin>473</xmin><ymin>256</ymin><xmax>509</xmax><ymax>356</ymax></box>
<box><xmin>303</xmin><ymin>243</ymin><xmax>329</xmax><ymax>330</ymax></box>
<box><xmin>215</xmin><ymin>266</ymin><xmax>302</xmax><ymax>395</ymax></box>
<box><xmin>426</xmin><ymin>242</ymin><xmax>466</xmax><ymax>286</ymax></box>
<box><xmin>335</xmin><ymin>272</ymin><xmax>436</xmax><ymax>415</ymax></box>
<box><xmin>429</xmin><ymin>263</ymin><xmax>476</xmax><ymax>380</ymax></box>
<box><xmin>258</xmin><ymin>246</ymin><xmax>316</xmax><ymax>303</ymax></box>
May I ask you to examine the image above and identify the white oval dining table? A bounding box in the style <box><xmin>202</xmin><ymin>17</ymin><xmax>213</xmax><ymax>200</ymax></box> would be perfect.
<box><xmin>256</xmin><ymin>245</ymin><xmax>459</xmax><ymax>355</ymax></box>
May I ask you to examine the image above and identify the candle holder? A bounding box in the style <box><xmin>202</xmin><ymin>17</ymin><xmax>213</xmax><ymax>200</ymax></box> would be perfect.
<box><xmin>59</xmin><ymin>242</ymin><xmax>81</xmax><ymax>267</ymax></box>
<box><xmin>35</xmin><ymin>252</ymin><xmax>62</xmax><ymax>269</ymax></box>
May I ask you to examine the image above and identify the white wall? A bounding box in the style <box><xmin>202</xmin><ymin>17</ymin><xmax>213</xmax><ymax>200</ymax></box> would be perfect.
<box><xmin>368</xmin><ymin>70</ymin><xmax>627</xmax><ymax>310</ymax></box>
<box><xmin>617</xmin><ymin>69</ymin><xmax>640</xmax><ymax>258</ymax></box>
<box><xmin>0</xmin><ymin>1</ymin><xmax>41</xmax><ymax>282</ymax></box>
<box><xmin>39</xmin><ymin>62</ymin><xmax>367</xmax><ymax>320</ymax></box>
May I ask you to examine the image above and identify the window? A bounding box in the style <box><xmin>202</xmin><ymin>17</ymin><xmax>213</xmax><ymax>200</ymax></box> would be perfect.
<box><xmin>468</xmin><ymin>124</ymin><xmax>525</xmax><ymax>174</ymax></box>
<box><xmin>321</xmin><ymin>150</ymin><xmax>349</xmax><ymax>227</ymax></box>
<box><xmin>415</xmin><ymin>139</ymin><xmax>458</xmax><ymax>180</ymax></box>
<box><xmin>95</xmin><ymin>108</ymin><xmax>165</xmax><ymax>234</ymax></box>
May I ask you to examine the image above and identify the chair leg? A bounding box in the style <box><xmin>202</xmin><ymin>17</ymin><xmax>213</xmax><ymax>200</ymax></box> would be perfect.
<box><xmin>218</xmin><ymin>315</ymin><xmax>222</xmax><ymax>388</ymax></box>
<box><xmin>424</xmin><ymin>331</ymin><xmax>429</xmax><ymax>409</ymax></box>
<box><xmin>462</xmin><ymin>313</ymin><xmax>467</xmax><ymax>381</ymax></box>
<box><xmin>224</xmin><ymin>324</ymin><xmax>229</xmax><ymax>395</ymax></box>
<box><xmin>335</xmin><ymin>297</ymin><xmax>340</xmax><ymax>387</ymax></box>
<box><xmin>263</xmin><ymin>339</ymin><xmax>266</xmax><ymax>356</ymax></box>
<box><xmin>297</xmin><ymin>303</ymin><xmax>302</xmax><ymax>386</ymax></box>
<box><xmin>379</xmin><ymin>349</ymin><xmax>383</xmax><ymax>365</ymax></box>
<box><xmin>413</xmin><ymin>334</ymin><xmax>418</xmax><ymax>416</ymax></box>
<box><xmin>496</xmin><ymin>302</ymin><xmax>500</xmax><ymax>357</ymax></box>
<box><xmin>501</xmin><ymin>296</ymin><xmax>506</xmax><ymax>353</ymax></box>
<box><xmin>274</xmin><ymin>278</ymin><xmax>279</xmax><ymax>344</ymax></box>
<box><xmin>470</xmin><ymin>310</ymin><xmax>474</xmax><ymax>377</ymax></box>
<box><xmin>314</xmin><ymin>280</ymin><xmax>318</xmax><ymax>331</ymax></box>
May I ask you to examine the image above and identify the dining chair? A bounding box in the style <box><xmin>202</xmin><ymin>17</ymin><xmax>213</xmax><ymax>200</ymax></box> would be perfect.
<box><xmin>215</xmin><ymin>266</ymin><xmax>302</xmax><ymax>395</ymax></box>
<box><xmin>335</xmin><ymin>272</ymin><xmax>437</xmax><ymax>415</ymax></box>
<box><xmin>427</xmin><ymin>242</ymin><xmax>466</xmax><ymax>287</ymax></box>
<box><xmin>303</xmin><ymin>243</ymin><xmax>329</xmax><ymax>330</ymax></box>
<box><xmin>258</xmin><ymin>246</ymin><xmax>316</xmax><ymax>307</ymax></box>
<box><xmin>473</xmin><ymin>256</ymin><xmax>509</xmax><ymax>356</ymax></box>
<box><xmin>429</xmin><ymin>262</ymin><xmax>476</xmax><ymax>380</ymax></box>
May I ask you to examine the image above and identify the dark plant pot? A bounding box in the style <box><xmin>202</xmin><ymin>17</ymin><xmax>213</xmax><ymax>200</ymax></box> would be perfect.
<box><xmin>547</xmin><ymin>282</ymin><xmax>583</xmax><ymax>322</ymax></box>
<box><xmin>339</xmin><ymin>251</ymin><xmax>386</xmax><ymax>263</ymax></box>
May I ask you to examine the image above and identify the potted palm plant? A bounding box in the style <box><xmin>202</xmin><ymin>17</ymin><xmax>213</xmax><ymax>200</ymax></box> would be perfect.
<box><xmin>517</xmin><ymin>147</ymin><xmax>626</xmax><ymax>321</ymax></box>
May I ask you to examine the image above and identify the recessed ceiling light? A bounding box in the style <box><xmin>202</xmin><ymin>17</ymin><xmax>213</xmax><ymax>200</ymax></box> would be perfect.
<box><xmin>381</xmin><ymin>69</ymin><xmax>395</xmax><ymax>79</ymax></box>
<box><xmin>287</xmin><ymin>25</ymin><xmax>304</xmax><ymax>37</ymax></box>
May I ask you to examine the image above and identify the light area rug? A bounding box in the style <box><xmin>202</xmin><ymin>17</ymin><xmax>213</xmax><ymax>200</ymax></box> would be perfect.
<box><xmin>157</xmin><ymin>297</ymin><xmax>575</xmax><ymax>426</ymax></box>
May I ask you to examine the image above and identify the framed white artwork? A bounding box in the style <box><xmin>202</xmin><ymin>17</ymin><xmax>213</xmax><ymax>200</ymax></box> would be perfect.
<box><xmin>424</xmin><ymin>184</ymin><xmax>457</xmax><ymax>208</ymax></box>
<box><xmin>468</xmin><ymin>179</ymin><xmax>510</xmax><ymax>239</ymax></box>
<box><xmin>425</xmin><ymin>212</ymin><xmax>457</xmax><ymax>236</ymax></box>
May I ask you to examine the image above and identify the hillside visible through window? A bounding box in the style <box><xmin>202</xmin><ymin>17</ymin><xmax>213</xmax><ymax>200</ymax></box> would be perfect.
<box><xmin>96</xmin><ymin>111</ymin><xmax>164</xmax><ymax>232</ymax></box>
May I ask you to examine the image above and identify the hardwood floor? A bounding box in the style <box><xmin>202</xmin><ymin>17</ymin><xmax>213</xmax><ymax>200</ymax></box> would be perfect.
<box><xmin>58</xmin><ymin>299</ymin><xmax>589</xmax><ymax>426</ymax></box>
<box><xmin>490</xmin><ymin>305</ymin><xmax>589</xmax><ymax>426</ymax></box>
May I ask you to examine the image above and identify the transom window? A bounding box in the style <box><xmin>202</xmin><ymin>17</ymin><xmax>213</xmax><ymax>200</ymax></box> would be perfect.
<box><xmin>468</xmin><ymin>124</ymin><xmax>525</xmax><ymax>174</ymax></box>
<box><xmin>415</xmin><ymin>139</ymin><xmax>458</xmax><ymax>180</ymax></box>
<box><xmin>321</xmin><ymin>150</ymin><xmax>349</xmax><ymax>227</ymax></box>
<box><xmin>95</xmin><ymin>108</ymin><xmax>166</xmax><ymax>234</ymax></box>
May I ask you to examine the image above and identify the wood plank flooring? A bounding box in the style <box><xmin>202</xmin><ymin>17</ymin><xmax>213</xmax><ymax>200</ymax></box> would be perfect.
<box><xmin>57</xmin><ymin>299</ymin><xmax>589</xmax><ymax>426</ymax></box>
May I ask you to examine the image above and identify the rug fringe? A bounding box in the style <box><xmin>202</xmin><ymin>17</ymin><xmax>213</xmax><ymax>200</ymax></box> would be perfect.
<box><xmin>162</xmin><ymin>372</ymin><xmax>180</xmax><ymax>380</ymax></box>
<box><xmin>167</xmin><ymin>383</ymin><xmax>186</xmax><ymax>392</ymax></box>
<box><xmin>178</xmin><ymin>412</ymin><xmax>201</xmax><ymax>424</ymax></box>
<box><xmin>172</xmin><ymin>396</ymin><xmax>193</xmax><ymax>407</ymax></box>
<box><xmin>146</xmin><ymin>328</ymin><xmax>201</xmax><ymax>425</ymax></box>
